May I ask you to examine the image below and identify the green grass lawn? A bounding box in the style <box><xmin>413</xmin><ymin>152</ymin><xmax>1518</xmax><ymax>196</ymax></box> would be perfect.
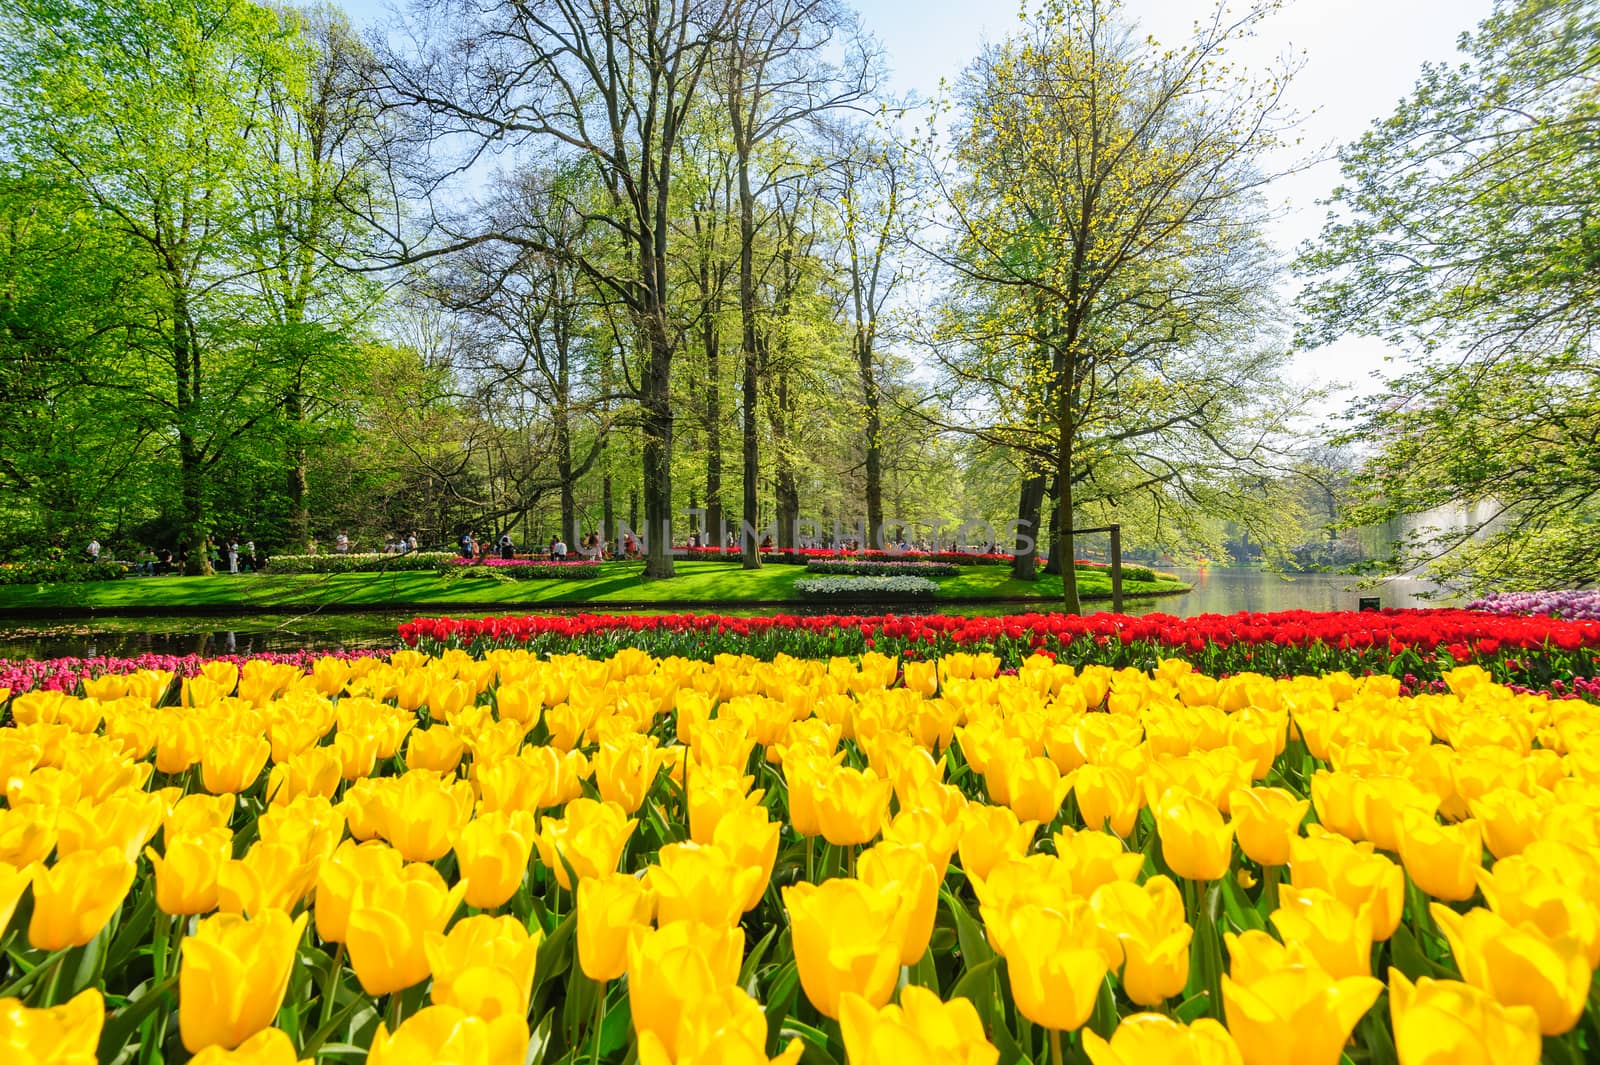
<box><xmin>0</xmin><ymin>560</ymin><xmax>1188</xmax><ymax>614</ymax></box>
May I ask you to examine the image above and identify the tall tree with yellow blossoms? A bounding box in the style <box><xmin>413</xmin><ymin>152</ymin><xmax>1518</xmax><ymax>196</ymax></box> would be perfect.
<box><xmin>932</xmin><ymin>0</ymin><xmax>1301</xmax><ymax>609</ymax></box>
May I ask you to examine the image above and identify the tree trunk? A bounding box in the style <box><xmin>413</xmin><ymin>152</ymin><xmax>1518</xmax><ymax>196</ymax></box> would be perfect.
<box><xmin>557</xmin><ymin>399</ymin><xmax>576</xmax><ymax>547</ymax></box>
<box><xmin>641</xmin><ymin>325</ymin><xmax>675</xmax><ymax>579</ymax></box>
<box><xmin>859</xmin><ymin>334</ymin><xmax>884</xmax><ymax>550</ymax></box>
<box><xmin>284</xmin><ymin>384</ymin><xmax>310</xmax><ymax>552</ymax></box>
<box><xmin>732</xmin><ymin>96</ymin><xmax>762</xmax><ymax>571</ymax></box>
<box><xmin>173</xmin><ymin>288</ymin><xmax>212</xmax><ymax>576</ymax></box>
<box><xmin>1056</xmin><ymin>395</ymin><xmax>1081</xmax><ymax>613</ymax></box>
<box><xmin>773</xmin><ymin>366</ymin><xmax>799</xmax><ymax>550</ymax></box>
<box><xmin>1044</xmin><ymin>472</ymin><xmax>1062</xmax><ymax>575</ymax></box>
<box><xmin>1011</xmin><ymin>472</ymin><xmax>1047</xmax><ymax>580</ymax></box>
<box><xmin>704</xmin><ymin>305</ymin><xmax>724</xmax><ymax>550</ymax></box>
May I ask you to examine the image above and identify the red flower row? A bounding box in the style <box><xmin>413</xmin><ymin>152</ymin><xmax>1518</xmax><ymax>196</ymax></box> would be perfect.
<box><xmin>398</xmin><ymin>607</ymin><xmax>1600</xmax><ymax>654</ymax></box>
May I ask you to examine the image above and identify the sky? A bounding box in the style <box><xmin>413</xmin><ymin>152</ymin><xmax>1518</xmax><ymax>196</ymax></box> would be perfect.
<box><xmin>339</xmin><ymin>0</ymin><xmax>1499</xmax><ymax>416</ymax></box>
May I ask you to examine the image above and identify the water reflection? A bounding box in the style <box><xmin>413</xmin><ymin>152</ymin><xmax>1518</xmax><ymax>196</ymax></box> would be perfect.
<box><xmin>1110</xmin><ymin>568</ymin><xmax>1457</xmax><ymax>618</ymax></box>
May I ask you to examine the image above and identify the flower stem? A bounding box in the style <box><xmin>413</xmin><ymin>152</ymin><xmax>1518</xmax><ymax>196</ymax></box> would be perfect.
<box><xmin>319</xmin><ymin>943</ymin><xmax>345</xmax><ymax>1029</ymax></box>
<box><xmin>1050</xmin><ymin>1028</ymin><xmax>1064</xmax><ymax>1065</ymax></box>
<box><xmin>592</xmin><ymin>980</ymin><xmax>607</xmax><ymax>1065</ymax></box>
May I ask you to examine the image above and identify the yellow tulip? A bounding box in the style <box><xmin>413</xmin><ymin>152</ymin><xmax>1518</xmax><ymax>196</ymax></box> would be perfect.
<box><xmin>999</xmin><ymin>755</ymin><xmax>1073</xmax><ymax>824</ymax></box>
<box><xmin>0</xmin><ymin>861</ymin><xmax>35</xmax><ymax>938</ymax></box>
<box><xmin>1052</xmin><ymin>827</ymin><xmax>1144</xmax><ymax>895</ymax></box>
<box><xmin>1287</xmin><ymin>831</ymin><xmax>1404</xmax><ymax>941</ymax></box>
<box><xmin>839</xmin><ymin>985</ymin><xmax>998</xmax><ymax>1065</ymax></box>
<box><xmin>179</xmin><ymin>910</ymin><xmax>308</xmax><ymax>1052</ymax></box>
<box><xmin>1268</xmin><ymin>887</ymin><xmax>1373</xmax><ymax>980</ymax></box>
<box><xmin>815</xmin><ymin>766</ymin><xmax>893</xmax><ymax>847</ymax></box>
<box><xmin>881</xmin><ymin>808</ymin><xmax>961</xmax><ymax>880</ymax></box>
<box><xmin>577</xmin><ymin>872</ymin><xmax>654</xmax><ymax>982</ymax></box>
<box><xmin>1397</xmin><ymin>812</ymin><xmax>1481</xmax><ymax>902</ymax></box>
<box><xmin>1466</xmin><ymin>788</ymin><xmax>1544</xmax><ymax>860</ymax></box>
<box><xmin>1477</xmin><ymin>851</ymin><xmax>1600</xmax><ymax>968</ymax></box>
<box><xmin>313</xmin><ymin>839</ymin><xmax>403</xmax><ymax>944</ymax></box>
<box><xmin>346</xmin><ymin>870</ymin><xmax>469</xmax><ymax>995</ymax></box>
<box><xmin>1090</xmin><ymin>877</ymin><xmax>1191</xmax><ymax>1006</ymax></box>
<box><xmin>782</xmin><ymin>751</ymin><xmax>836</xmax><ymax>837</ymax></box>
<box><xmin>859</xmin><ymin>842</ymin><xmax>940</xmax><ymax>965</ymax></box>
<box><xmin>711</xmin><ymin>806</ymin><xmax>781</xmax><ymax>912</ymax></box>
<box><xmin>638</xmin><ymin>983</ymin><xmax>803</xmax><ymax>1065</ymax></box>
<box><xmin>155</xmin><ymin>716</ymin><xmax>206</xmax><ymax>775</ymax></box>
<box><xmin>1430</xmin><ymin>903</ymin><xmax>1590</xmax><ymax>1036</ymax></box>
<box><xmin>452</xmin><ymin>810</ymin><xmax>536</xmax><ymax>910</ymax></box>
<box><xmin>372</xmin><ymin>770</ymin><xmax>476</xmax><ymax>863</ymax></box>
<box><xmin>1353</xmin><ymin>777</ymin><xmax>1439</xmax><ymax>854</ymax></box>
<box><xmin>367</xmin><ymin>1005</ymin><xmax>529</xmax><ymax>1065</ymax></box>
<box><xmin>55</xmin><ymin>790</ymin><xmax>164</xmax><ymax>863</ymax></box>
<box><xmin>215</xmin><ymin>841</ymin><xmax>320</xmax><ymax>916</ymax></box>
<box><xmin>406</xmin><ymin>725</ymin><xmax>466</xmax><ymax>774</ymax></box>
<box><xmin>0</xmin><ymin>805</ymin><xmax>56</xmax><ymax>867</ymax></box>
<box><xmin>264</xmin><ymin>748</ymin><xmax>342</xmax><ymax>807</ymax></box>
<box><xmin>1229</xmin><ymin>787</ymin><xmax>1308</xmax><ymax>867</ymax></box>
<box><xmin>1004</xmin><ymin>900</ymin><xmax>1122</xmax><ymax>1031</ymax></box>
<box><xmin>1220</xmin><ymin>963</ymin><xmax>1382</xmax><ymax>1065</ymax></box>
<box><xmin>1082</xmin><ymin>1014</ymin><xmax>1243</xmax><ymax>1065</ymax></box>
<box><xmin>0</xmin><ymin>986</ymin><xmax>104</xmax><ymax>1063</ymax></box>
<box><xmin>627</xmin><ymin>922</ymin><xmax>744</xmax><ymax>1059</ymax></box>
<box><xmin>1387</xmin><ymin>970</ymin><xmax>1541</xmax><ymax>1065</ymax></box>
<box><xmin>956</xmin><ymin>804</ymin><xmax>1037</xmax><ymax>881</ymax></box>
<box><xmin>475</xmin><ymin>746</ymin><xmax>586</xmax><ymax>814</ymax></box>
<box><xmin>425</xmin><ymin>914</ymin><xmax>541</xmax><ymax>1020</ymax></box>
<box><xmin>165</xmin><ymin>793</ymin><xmax>235</xmax><ymax>841</ymax></box>
<box><xmin>783</xmin><ymin>878</ymin><xmax>904</xmax><ymax>1020</ymax></box>
<box><xmin>201</xmin><ymin>733</ymin><xmax>272</xmax><ymax>795</ymax></box>
<box><xmin>649</xmin><ymin>841</ymin><xmax>764</xmax><ymax>926</ymax></box>
<box><xmin>187</xmin><ymin>1027</ymin><xmax>308</xmax><ymax>1065</ymax></box>
<box><xmin>1155</xmin><ymin>790</ymin><xmax>1234</xmax><ymax>882</ymax></box>
<box><xmin>1070</xmin><ymin>764</ymin><xmax>1142</xmax><ymax>837</ymax></box>
<box><xmin>594</xmin><ymin>734</ymin><xmax>664</xmax><ymax>814</ymax></box>
<box><xmin>534</xmin><ymin>798</ymin><xmax>637</xmax><ymax>889</ymax></box>
<box><xmin>146</xmin><ymin>828</ymin><xmax>233</xmax><ymax>916</ymax></box>
<box><xmin>29</xmin><ymin>847</ymin><xmax>135</xmax><ymax>951</ymax></box>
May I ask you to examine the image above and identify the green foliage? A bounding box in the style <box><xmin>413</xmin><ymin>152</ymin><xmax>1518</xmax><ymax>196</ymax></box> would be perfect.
<box><xmin>1299</xmin><ymin>0</ymin><xmax>1600</xmax><ymax>590</ymax></box>
<box><xmin>264</xmin><ymin>552</ymin><xmax>458</xmax><ymax>574</ymax></box>
<box><xmin>932</xmin><ymin>0</ymin><xmax>1313</xmax><ymax>590</ymax></box>
<box><xmin>0</xmin><ymin>560</ymin><xmax>128</xmax><ymax>585</ymax></box>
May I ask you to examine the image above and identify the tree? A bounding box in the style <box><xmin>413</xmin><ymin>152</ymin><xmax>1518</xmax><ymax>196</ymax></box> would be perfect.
<box><xmin>376</xmin><ymin>0</ymin><xmax>735</xmax><ymax>578</ymax></box>
<box><xmin>932</xmin><ymin>0</ymin><xmax>1299</xmax><ymax>610</ymax></box>
<box><xmin>1</xmin><ymin>0</ymin><xmax>307</xmax><ymax>573</ymax></box>
<box><xmin>244</xmin><ymin>3</ymin><xmax>386</xmax><ymax>552</ymax></box>
<box><xmin>435</xmin><ymin>167</ymin><xmax>612</xmax><ymax>545</ymax></box>
<box><xmin>719</xmin><ymin>0</ymin><xmax>878</xmax><ymax>567</ymax></box>
<box><xmin>1299</xmin><ymin>0</ymin><xmax>1600</xmax><ymax>589</ymax></box>
<box><xmin>826</xmin><ymin>126</ymin><xmax>915</xmax><ymax>550</ymax></box>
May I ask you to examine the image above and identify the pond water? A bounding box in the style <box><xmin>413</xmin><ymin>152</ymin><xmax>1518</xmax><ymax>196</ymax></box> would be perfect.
<box><xmin>0</xmin><ymin>568</ymin><xmax>1455</xmax><ymax>660</ymax></box>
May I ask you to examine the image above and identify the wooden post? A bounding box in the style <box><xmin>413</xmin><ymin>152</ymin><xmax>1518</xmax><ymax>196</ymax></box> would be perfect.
<box><xmin>1109</xmin><ymin>523</ymin><xmax>1123</xmax><ymax>614</ymax></box>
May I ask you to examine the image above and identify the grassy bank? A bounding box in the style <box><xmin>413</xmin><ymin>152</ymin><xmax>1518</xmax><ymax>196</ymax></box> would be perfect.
<box><xmin>0</xmin><ymin>560</ymin><xmax>1188</xmax><ymax>615</ymax></box>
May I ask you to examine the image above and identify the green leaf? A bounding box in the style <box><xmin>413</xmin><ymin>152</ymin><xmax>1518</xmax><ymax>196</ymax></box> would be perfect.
<box><xmin>947</xmin><ymin>955</ymin><xmax>1001</xmax><ymax>1017</ymax></box>
<box><xmin>104</xmin><ymin>877</ymin><xmax>157</xmax><ymax>977</ymax></box>
<box><xmin>96</xmin><ymin>972</ymin><xmax>178</xmax><ymax>1062</ymax></box>
<box><xmin>907</xmin><ymin>947</ymin><xmax>940</xmax><ymax>993</ymax></box>
<box><xmin>1219</xmin><ymin>871</ymin><xmax>1267</xmax><ymax>934</ymax></box>
<box><xmin>778</xmin><ymin>1020</ymin><xmax>842</xmax><ymax>1065</ymax></box>
<box><xmin>940</xmin><ymin>887</ymin><xmax>994</xmax><ymax>968</ymax></box>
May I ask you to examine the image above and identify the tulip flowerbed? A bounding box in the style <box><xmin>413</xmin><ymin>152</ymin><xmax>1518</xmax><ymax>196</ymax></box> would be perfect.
<box><xmin>400</xmin><ymin>609</ymin><xmax>1600</xmax><ymax>697</ymax></box>
<box><xmin>2</xmin><ymin>641</ymin><xmax>1600</xmax><ymax>1065</ymax></box>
